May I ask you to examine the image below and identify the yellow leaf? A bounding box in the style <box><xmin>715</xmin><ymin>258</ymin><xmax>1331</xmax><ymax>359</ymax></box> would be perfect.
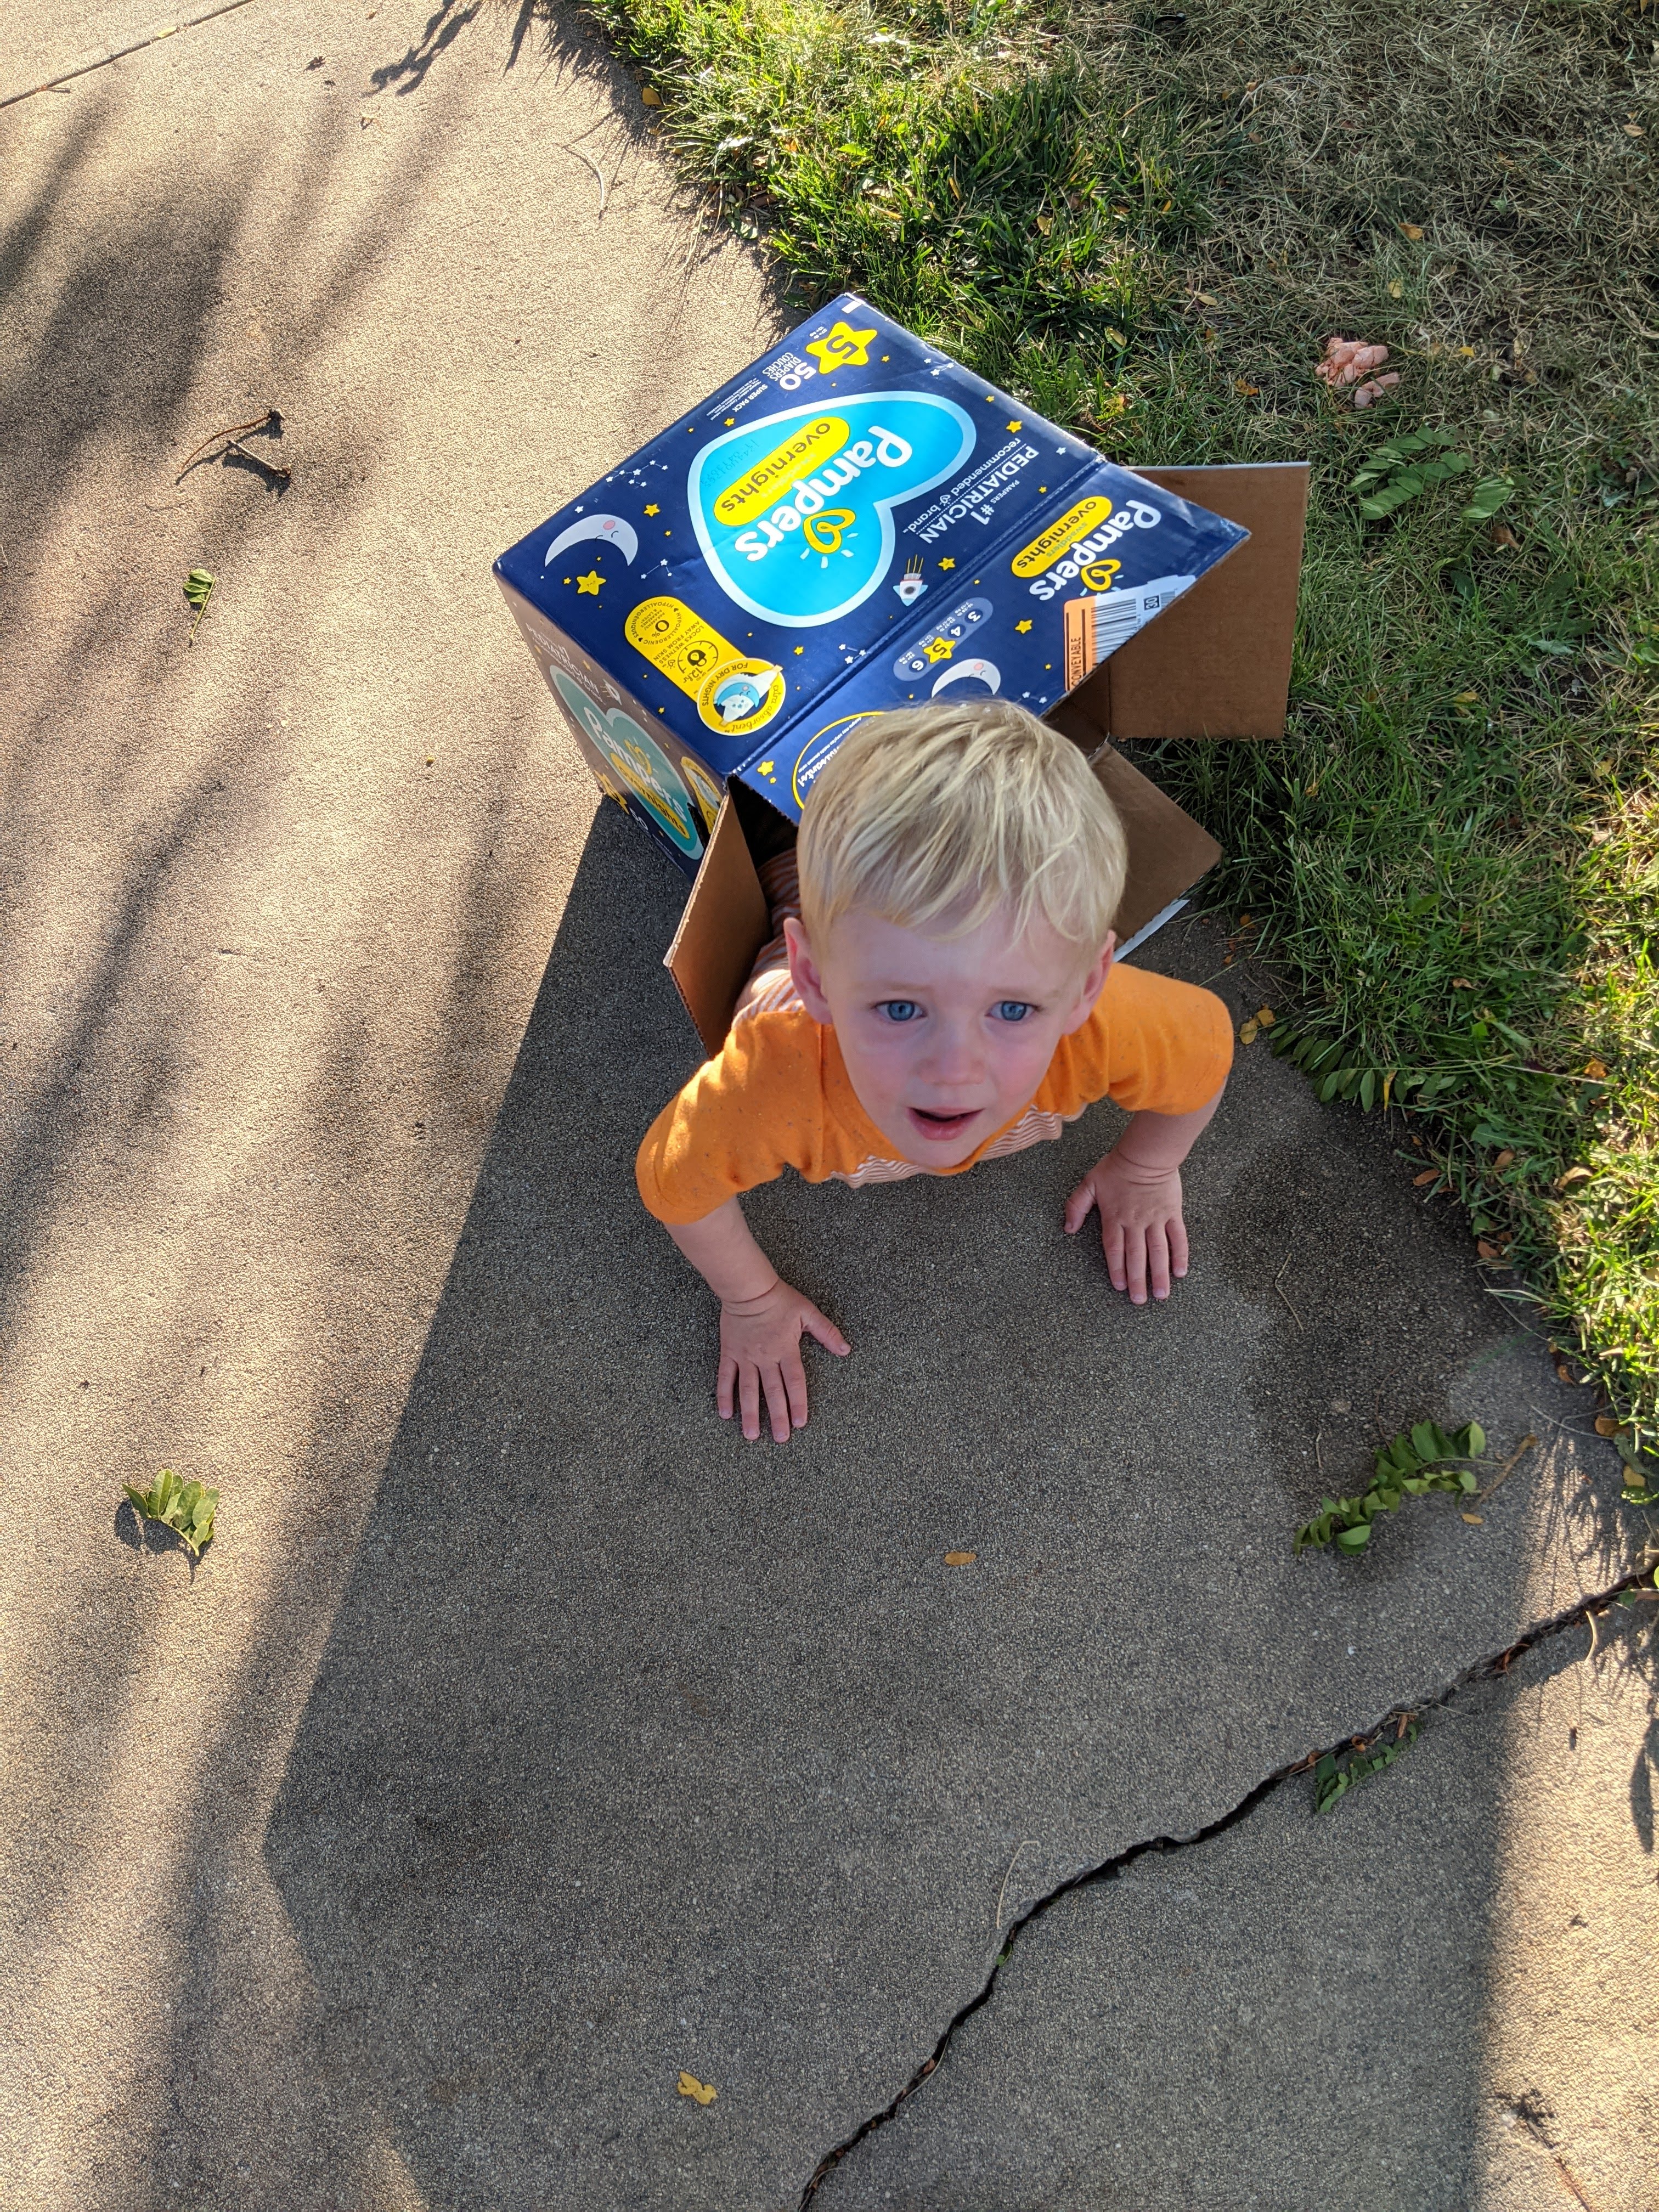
<box><xmin>1234</xmin><ymin>378</ymin><xmax>1260</xmax><ymax>396</ymax></box>
<box><xmin>1460</xmin><ymin>1512</ymin><xmax>1483</xmax><ymax>1525</ymax></box>
<box><xmin>1493</xmin><ymin>1149</ymin><xmax>1515</xmax><ymax>1169</ymax></box>
<box><xmin>1400</xmin><ymin>222</ymin><xmax>1425</xmax><ymax>241</ymax></box>
<box><xmin>944</xmin><ymin>1550</ymin><xmax>977</xmax><ymax>1566</ymax></box>
<box><xmin>1387</xmin><ymin>278</ymin><xmax>1403</xmax><ymax>298</ymax></box>
<box><xmin>1457</xmin><ymin>345</ymin><xmax>1476</xmax><ymax>358</ymax></box>
<box><xmin>1255</xmin><ymin>1006</ymin><xmax>1276</xmax><ymax>1026</ymax></box>
<box><xmin>1583</xmin><ymin>1058</ymin><xmax>1607</xmax><ymax>1080</ymax></box>
<box><xmin>1193</xmin><ymin>291</ymin><xmax>1217</xmax><ymax>306</ymax></box>
<box><xmin>641</xmin><ymin>85</ymin><xmax>663</xmax><ymax>106</ymax></box>
<box><xmin>1595</xmin><ymin>1415</ymin><xmax>1619</xmax><ymax>1437</ymax></box>
<box><xmin>1035</xmin><ymin>213</ymin><xmax>1053</xmax><ymax>234</ymax></box>
<box><xmin>677</xmin><ymin>2072</ymin><xmax>718</xmax><ymax>2105</ymax></box>
<box><xmin>1238</xmin><ymin>1020</ymin><xmax>1259</xmax><ymax>1046</ymax></box>
<box><xmin>1557</xmin><ymin>1164</ymin><xmax>1593</xmax><ymax>1187</ymax></box>
<box><xmin>1454</xmin><ymin>690</ymin><xmax>1479</xmax><ymax>704</ymax></box>
<box><xmin>1452</xmin><ymin>977</ymin><xmax>1472</xmax><ymax>989</ymax></box>
<box><xmin>1624</xmin><ymin>122</ymin><xmax>1645</xmax><ymax>136</ymax></box>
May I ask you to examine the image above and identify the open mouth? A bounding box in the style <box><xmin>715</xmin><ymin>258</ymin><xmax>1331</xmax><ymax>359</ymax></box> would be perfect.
<box><xmin>907</xmin><ymin>1105</ymin><xmax>980</xmax><ymax>1143</ymax></box>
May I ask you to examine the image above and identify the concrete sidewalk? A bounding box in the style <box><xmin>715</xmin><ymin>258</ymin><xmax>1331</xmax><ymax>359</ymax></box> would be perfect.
<box><xmin>1</xmin><ymin>4</ymin><xmax>1650</xmax><ymax>2208</ymax></box>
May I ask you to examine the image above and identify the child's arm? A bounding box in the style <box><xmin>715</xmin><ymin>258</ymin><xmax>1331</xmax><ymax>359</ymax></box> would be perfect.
<box><xmin>1063</xmin><ymin>1086</ymin><xmax>1224</xmax><ymax>1305</ymax></box>
<box><xmin>667</xmin><ymin>1198</ymin><xmax>851</xmax><ymax>1444</ymax></box>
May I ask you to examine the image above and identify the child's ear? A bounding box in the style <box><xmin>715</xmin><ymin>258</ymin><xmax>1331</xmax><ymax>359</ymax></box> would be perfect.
<box><xmin>1060</xmin><ymin>931</ymin><xmax>1115</xmax><ymax>1034</ymax></box>
<box><xmin>784</xmin><ymin>917</ymin><xmax>836</xmax><ymax>1025</ymax></box>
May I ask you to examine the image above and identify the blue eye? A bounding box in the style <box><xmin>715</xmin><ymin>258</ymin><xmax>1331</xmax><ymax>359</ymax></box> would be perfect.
<box><xmin>994</xmin><ymin>1001</ymin><xmax>1034</xmax><ymax>1022</ymax></box>
<box><xmin>878</xmin><ymin>1000</ymin><xmax>922</xmax><ymax>1023</ymax></box>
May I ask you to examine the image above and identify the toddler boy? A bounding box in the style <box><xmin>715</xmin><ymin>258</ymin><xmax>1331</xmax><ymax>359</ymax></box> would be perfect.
<box><xmin>636</xmin><ymin>702</ymin><xmax>1233</xmax><ymax>1442</ymax></box>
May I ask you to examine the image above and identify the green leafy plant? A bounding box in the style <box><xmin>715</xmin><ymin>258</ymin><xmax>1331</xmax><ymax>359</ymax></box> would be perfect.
<box><xmin>1313</xmin><ymin>1720</ymin><xmax>1419</xmax><ymax>1813</ymax></box>
<box><xmin>123</xmin><ymin>1469</ymin><xmax>218</xmax><ymax>1557</ymax></box>
<box><xmin>183</xmin><ymin>567</ymin><xmax>215</xmax><ymax>643</ymax></box>
<box><xmin>1351</xmin><ymin>425</ymin><xmax>1469</xmax><ymax>517</ymax></box>
<box><xmin>1295</xmin><ymin>1420</ymin><xmax>1487</xmax><ymax>1554</ymax></box>
<box><xmin>1617</xmin><ymin>1436</ymin><xmax>1659</xmax><ymax>1507</ymax></box>
<box><xmin>1349</xmin><ymin>425</ymin><xmax>1513</xmax><ymax>524</ymax></box>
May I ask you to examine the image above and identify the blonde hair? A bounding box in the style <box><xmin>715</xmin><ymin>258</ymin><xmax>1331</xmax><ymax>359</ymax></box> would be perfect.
<box><xmin>796</xmin><ymin>701</ymin><xmax>1127</xmax><ymax>955</ymax></box>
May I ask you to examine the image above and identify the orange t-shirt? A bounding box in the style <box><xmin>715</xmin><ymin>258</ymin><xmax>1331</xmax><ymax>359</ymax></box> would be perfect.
<box><xmin>636</xmin><ymin>962</ymin><xmax>1232</xmax><ymax>1226</ymax></box>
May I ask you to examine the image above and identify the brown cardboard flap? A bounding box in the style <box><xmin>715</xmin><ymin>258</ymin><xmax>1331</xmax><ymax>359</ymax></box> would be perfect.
<box><xmin>1093</xmin><ymin>744</ymin><xmax>1222</xmax><ymax>947</ymax></box>
<box><xmin>1074</xmin><ymin>463</ymin><xmax>1308</xmax><ymax>741</ymax></box>
<box><xmin>664</xmin><ymin>794</ymin><xmax>771</xmax><ymax>1056</ymax></box>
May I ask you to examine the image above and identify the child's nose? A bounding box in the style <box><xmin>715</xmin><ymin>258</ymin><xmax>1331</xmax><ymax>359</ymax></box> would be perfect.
<box><xmin>919</xmin><ymin>1022</ymin><xmax>983</xmax><ymax>1087</ymax></box>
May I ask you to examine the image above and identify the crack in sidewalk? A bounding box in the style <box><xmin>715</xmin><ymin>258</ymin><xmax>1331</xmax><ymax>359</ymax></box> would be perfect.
<box><xmin>796</xmin><ymin>1558</ymin><xmax>1658</xmax><ymax>2207</ymax></box>
<box><xmin>0</xmin><ymin>0</ymin><xmax>256</xmax><ymax>111</ymax></box>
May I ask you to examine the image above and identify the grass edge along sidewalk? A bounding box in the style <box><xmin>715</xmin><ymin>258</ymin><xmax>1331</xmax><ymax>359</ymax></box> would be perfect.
<box><xmin>569</xmin><ymin>0</ymin><xmax>1658</xmax><ymax>1445</ymax></box>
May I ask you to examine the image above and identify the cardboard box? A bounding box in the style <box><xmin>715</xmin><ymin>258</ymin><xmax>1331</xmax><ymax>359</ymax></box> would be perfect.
<box><xmin>494</xmin><ymin>297</ymin><xmax>1306</xmax><ymax>1053</ymax></box>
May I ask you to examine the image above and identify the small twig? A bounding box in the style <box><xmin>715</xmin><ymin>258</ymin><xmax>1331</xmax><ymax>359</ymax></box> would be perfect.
<box><xmin>1508</xmin><ymin>2104</ymin><xmax>1600</xmax><ymax>2210</ymax></box>
<box><xmin>563</xmin><ymin>140</ymin><xmax>608</xmax><ymax>213</ymax></box>
<box><xmin>1273</xmin><ymin>1248</ymin><xmax>1303</xmax><ymax>1334</ymax></box>
<box><xmin>995</xmin><ymin>1839</ymin><xmax>1040</xmax><ymax>1932</ymax></box>
<box><xmin>176</xmin><ymin>408</ymin><xmax>283</xmax><ymax>482</ymax></box>
<box><xmin>1479</xmin><ymin>1432</ymin><xmax>1538</xmax><ymax>1502</ymax></box>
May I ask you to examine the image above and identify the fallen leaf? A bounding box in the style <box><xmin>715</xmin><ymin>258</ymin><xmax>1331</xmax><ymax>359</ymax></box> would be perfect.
<box><xmin>1457</xmin><ymin>345</ymin><xmax>1476</xmax><ymax>357</ymax></box>
<box><xmin>1594</xmin><ymin>1415</ymin><xmax>1619</xmax><ymax>1437</ymax></box>
<box><xmin>641</xmin><ymin>85</ymin><xmax>663</xmax><ymax>106</ymax></box>
<box><xmin>1493</xmin><ymin>1149</ymin><xmax>1515</xmax><ymax>1169</ymax></box>
<box><xmin>1491</xmin><ymin>522</ymin><xmax>1519</xmax><ymax>547</ymax></box>
<box><xmin>1255</xmin><ymin>1005</ymin><xmax>1276</xmax><ymax>1026</ymax></box>
<box><xmin>1399</xmin><ymin>221</ymin><xmax>1425</xmax><ymax>240</ymax></box>
<box><xmin>1460</xmin><ymin>1512</ymin><xmax>1484</xmax><ymax>1525</ymax></box>
<box><xmin>1454</xmin><ymin>690</ymin><xmax>1480</xmax><ymax>704</ymax></box>
<box><xmin>1452</xmin><ymin>978</ymin><xmax>1473</xmax><ymax>989</ymax></box>
<box><xmin>1556</xmin><ymin>1361</ymin><xmax>1577</xmax><ymax>1384</ymax></box>
<box><xmin>1413</xmin><ymin>1169</ymin><xmax>1439</xmax><ymax>1186</ymax></box>
<box><xmin>1238</xmin><ymin>912</ymin><xmax>1253</xmax><ymax>928</ymax></box>
<box><xmin>1583</xmin><ymin>1058</ymin><xmax>1607</xmax><ymax>1080</ymax></box>
<box><xmin>677</xmin><ymin>2072</ymin><xmax>717</xmax><ymax>2105</ymax></box>
<box><xmin>1234</xmin><ymin>377</ymin><xmax>1260</xmax><ymax>396</ymax></box>
<box><xmin>1624</xmin><ymin>122</ymin><xmax>1645</xmax><ymax>136</ymax></box>
<box><xmin>1477</xmin><ymin>1239</ymin><xmax>1503</xmax><ymax>1261</ymax></box>
<box><xmin>1387</xmin><ymin>278</ymin><xmax>1403</xmax><ymax>298</ymax></box>
<box><xmin>1558</xmin><ymin>1165</ymin><xmax>1594</xmax><ymax>1188</ymax></box>
<box><xmin>944</xmin><ymin>1550</ymin><xmax>977</xmax><ymax>1566</ymax></box>
<box><xmin>1238</xmin><ymin>1019</ymin><xmax>1260</xmax><ymax>1046</ymax></box>
<box><xmin>1193</xmin><ymin>290</ymin><xmax>1217</xmax><ymax>306</ymax></box>
<box><xmin>1035</xmin><ymin>212</ymin><xmax>1053</xmax><ymax>234</ymax></box>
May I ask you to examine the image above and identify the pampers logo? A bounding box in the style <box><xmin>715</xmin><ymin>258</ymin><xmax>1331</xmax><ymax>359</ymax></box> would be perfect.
<box><xmin>1014</xmin><ymin>493</ymin><xmax>1166</xmax><ymax>601</ymax></box>
<box><xmin>690</xmin><ymin>394</ymin><xmax>976</xmax><ymax>628</ymax></box>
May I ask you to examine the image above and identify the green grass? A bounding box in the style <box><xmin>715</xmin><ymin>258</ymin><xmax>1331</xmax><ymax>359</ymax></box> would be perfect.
<box><xmin>578</xmin><ymin>0</ymin><xmax>1658</xmax><ymax>1436</ymax></box>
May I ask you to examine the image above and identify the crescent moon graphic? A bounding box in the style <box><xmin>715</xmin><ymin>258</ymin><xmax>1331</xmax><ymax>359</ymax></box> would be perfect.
<box><xmin>545</xmin><ymin>514</ymin><xmax>640</xmax><ymax>566</ymax></box>
<box><xmin>931</xmin><ymin>657</ymin><xmax>1001</xmax><ymax>697</ymax></box>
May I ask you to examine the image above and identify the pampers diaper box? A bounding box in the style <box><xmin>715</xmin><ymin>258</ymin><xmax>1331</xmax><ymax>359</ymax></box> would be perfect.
<box><xmin>494</xmin><ymin>297</ymin><xmax>1308</xmax><ymax>1050</ymax></box>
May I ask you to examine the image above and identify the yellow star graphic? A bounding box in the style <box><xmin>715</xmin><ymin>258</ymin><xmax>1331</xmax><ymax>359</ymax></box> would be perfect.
<box><xmin>1015</xmin><ymin>619</ymin><xmax>1033</xmax><ymax>634</ymax></box>
<box><xmin>804</xmin><ymin>320</ymin><xmax>878</xmax><ymax>373</ymax></box>
<box><xmin>793</xmin><ymin>646</ymin><xmax>805</xmax><ymax>655</ymax></box>
<box><xmin>923</xmin><ymin>635</ymin><xmax>956</xmax><ymax>663</ymax></box>
<box><xmin>939</xmin><ymin>557</ymin><xmax>956</xmax><ymax>571</ymax></box>
<box><xmin>644</xmin><ymin>504</ymin><xmax>660</xmax><ymax>516</ymax></box>
<box><xmin>1007</xmin><ymin>419</ymin><xmax>1023</xmax><ymax>432</ymax></box>
<box><xmin>575</xmin><ymin>570</ymin><xmax>604</xmax><ymax>595</ymax></box>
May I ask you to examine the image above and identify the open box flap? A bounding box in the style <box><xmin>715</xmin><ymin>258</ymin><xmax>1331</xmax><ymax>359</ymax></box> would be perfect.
<box><xmin>1066</xmin><ymin>463</ymin><xmax>1308</xmax><ymax>741</ymax></box>
<box><xmin>1090</xmin><ymin>743</ymin><xmax>1222</xmax><ymax>949</ymax></box>
<box><xmin>664</xmin><ymin>794</ymin><xmax>771</xmax><ymax>1058</ymax></box>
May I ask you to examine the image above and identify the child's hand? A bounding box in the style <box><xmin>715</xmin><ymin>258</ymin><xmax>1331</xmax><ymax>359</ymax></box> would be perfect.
<box><xmin>718</xmin><ymin>1279</ymin><xmax>851</xmax><ymax>1442</ymax></box>
<box><xmin>1064</xmin><ymin>1150</ymin><xmax>1189</xmax><ymax>1305</ymax></box>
